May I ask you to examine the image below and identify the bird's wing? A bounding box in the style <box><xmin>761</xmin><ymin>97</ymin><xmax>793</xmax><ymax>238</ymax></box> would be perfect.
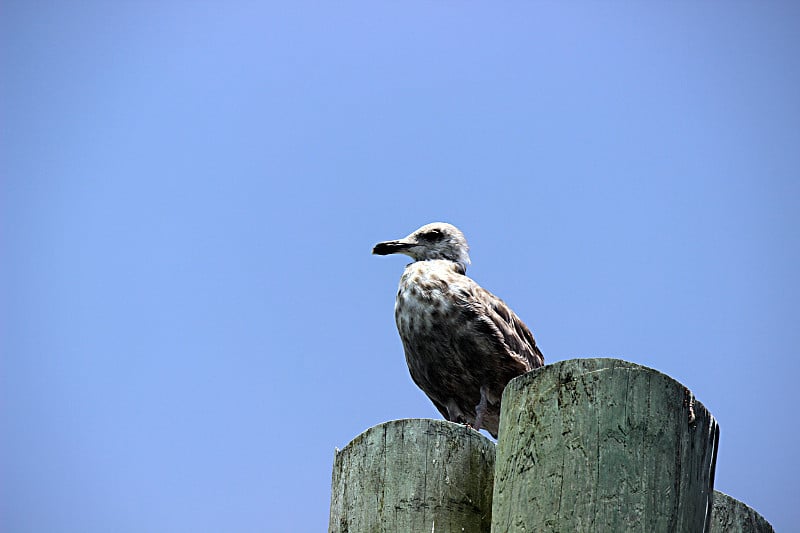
<box><xmin>457</xmin><ymin>282</ymin><xmax>545</xmax><ymax>370</ymax></box>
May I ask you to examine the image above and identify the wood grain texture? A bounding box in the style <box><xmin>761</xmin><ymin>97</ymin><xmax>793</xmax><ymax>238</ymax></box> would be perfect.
<box><xmin>329</xmin><ymin>419</ymin><xmax>495</xmax><ymax>533</ymax></box>
<box><xmin>710</xmin><ymin>491</ymin><xmax>774</xmax><ymax>533</ymax></box>
<box><xmin>492</xmin><ymin>358</ymin><xmax>720</xmax><ymax>532</ymax></box>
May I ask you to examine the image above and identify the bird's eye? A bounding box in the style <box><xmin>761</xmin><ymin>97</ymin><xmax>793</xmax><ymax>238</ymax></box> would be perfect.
<box><xmin>420</xmin><ymin>228</ymin><xmax>444</xmax><ymax>242</ymax></box>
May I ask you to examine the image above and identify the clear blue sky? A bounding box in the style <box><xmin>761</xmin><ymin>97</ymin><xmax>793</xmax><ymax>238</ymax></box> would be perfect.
<box><xmin>2</xmin><ymin>2</ymin><xmax>798</xmax><ymax>531</ymax></box>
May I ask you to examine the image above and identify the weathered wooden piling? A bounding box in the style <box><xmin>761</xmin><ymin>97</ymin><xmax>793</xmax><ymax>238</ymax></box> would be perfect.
<box><xmin>328</xmin><ymin>358</ymin><xmax>780</xmax><ymax>531</ymax></box>
<box><xmin>491</xmin><ymin>358</ymin><xmax>719</xmax><ymax>531</ymax></box>
<box><xmin>328</xmin><ymin>418</ymin><xmax>495</xmax><ymax>533</ymax></box>
<box><xmin>710</xmin><ymin>491</ymin><xmax>775</xmax><ymax>533</ymax></box>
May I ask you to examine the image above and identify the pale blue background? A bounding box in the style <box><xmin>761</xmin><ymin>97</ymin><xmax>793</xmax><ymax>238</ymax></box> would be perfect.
<box><xmin>2</xmin><ymin>2</ymin><xmax>798</xmax><ymax>531</ymax></box>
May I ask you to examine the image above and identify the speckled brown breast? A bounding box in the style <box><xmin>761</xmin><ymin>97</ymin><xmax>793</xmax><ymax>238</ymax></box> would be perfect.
<box><xmin>394</xmin><ymin>261</ymin><xmax>487</xmax><ymax>421</ymax></box>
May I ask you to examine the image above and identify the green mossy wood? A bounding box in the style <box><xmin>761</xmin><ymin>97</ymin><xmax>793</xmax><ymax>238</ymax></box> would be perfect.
<box><xmin>328</xmin><ymin>419</ymin><xmax>495</xmax><ymax>533</ymax></box>
<box><xmin>710</xmin><ymin>491</ymin><xmax>775</xmax><ymax>533</ymax></box>
<box><xmin>492</xmin><ymin>358</ymin><xmax>720</xmax><ymax>532</ymax></box>
<box><xmin>329</xmin><ymin>359</ymin><xmax>777</xmax><ymax>532</ymax></box>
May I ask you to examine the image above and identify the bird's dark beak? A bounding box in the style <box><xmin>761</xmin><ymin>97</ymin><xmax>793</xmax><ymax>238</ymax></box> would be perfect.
<box><xmin>372</xmin><ymin>240</ymin><xmax>413</xmax><ymax>255</ymax></box>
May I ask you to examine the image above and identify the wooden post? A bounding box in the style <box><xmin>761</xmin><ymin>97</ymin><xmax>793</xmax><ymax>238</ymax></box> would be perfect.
<box><xmin>328</xmin><ymin>418</ymin><xmax>496</xmax><ymax>533</ymax></box>
<box><xmin>492</xmin><ymin>358</ymin><xmax>720</xmax><ymax>532</ymax></box>
<box><xmin>710</xmin><ymin>491</ymin><xmax>775</xmax><ymax>533</ymax></box>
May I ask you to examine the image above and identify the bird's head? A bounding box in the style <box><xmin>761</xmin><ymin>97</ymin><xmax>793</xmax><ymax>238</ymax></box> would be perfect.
<box><xmin>372</xmin><ymin>222</ymin><xmax>471</xmax><ymax>270</ymax></box>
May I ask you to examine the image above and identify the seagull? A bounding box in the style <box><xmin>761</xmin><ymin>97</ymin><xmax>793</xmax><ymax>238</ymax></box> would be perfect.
<box><xmin>372</xmin><ymin>222</ymin><xmax>544</xmax><ymax>438</ymax></box>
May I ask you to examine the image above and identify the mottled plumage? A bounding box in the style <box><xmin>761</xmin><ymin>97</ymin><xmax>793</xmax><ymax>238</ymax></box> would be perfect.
<box><xmin>373</xmin><ymin>222</ymin><xmax>544</xmax><ymax>438</ymax></box>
